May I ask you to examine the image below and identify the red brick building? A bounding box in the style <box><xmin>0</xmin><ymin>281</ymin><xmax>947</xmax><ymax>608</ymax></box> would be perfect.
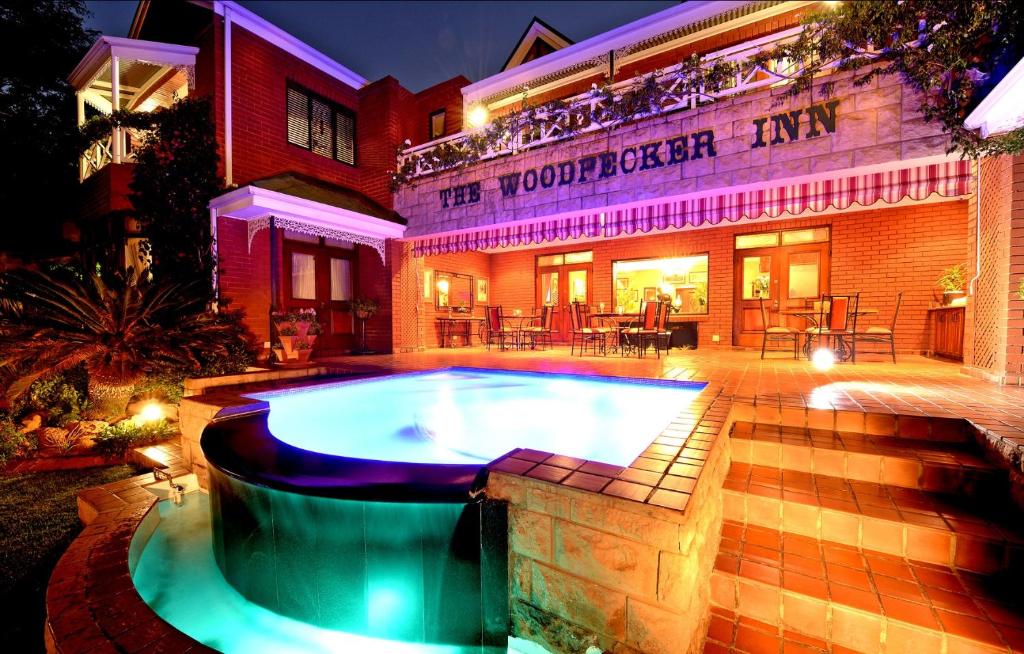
<box><xmin>71</xmin><ymin>1</ymin><xmax>1023</xmax><ymax>384</ymax></box>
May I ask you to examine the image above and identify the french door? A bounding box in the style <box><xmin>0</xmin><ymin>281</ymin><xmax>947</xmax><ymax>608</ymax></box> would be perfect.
<box><xmin>283</xmin><ymin>240</ymin><xmax>356</xmax><ymax>353</ymax></box>
<box><xmin>536</xmin><ymin>262</ymin><xmax>592</xmax><ymax>342</ymax></box>
<box><xmin>733</xmin><ymin>235</ymin><xmax>830</xmax><ymax>347</ymax></box>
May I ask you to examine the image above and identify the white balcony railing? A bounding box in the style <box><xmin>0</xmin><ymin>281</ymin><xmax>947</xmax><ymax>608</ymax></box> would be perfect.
<box><xmin>398</xmin><ymin>28</ymin><xmax>818</xmax><ymax>180</ymax></box>
<box><xmin>79</xmin><ymin>128</ymin><xmax>145</xmax><ymax>181</ymax></box>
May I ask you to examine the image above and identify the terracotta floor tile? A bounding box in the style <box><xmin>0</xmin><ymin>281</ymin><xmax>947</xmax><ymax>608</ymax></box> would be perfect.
<box><xmin>829</xmin><ymin>583</ymin><xmax>881</xmax><ymax>613</ymax></box>
<box><xmin>880</xmin><ymin>594</ymin><xmax>940</xmax><ymax>630</ymax></box>
<box><xmin>936</xmin><ymin>609</ymin><xmax>1003</xmax><ymax>645</ymax></box>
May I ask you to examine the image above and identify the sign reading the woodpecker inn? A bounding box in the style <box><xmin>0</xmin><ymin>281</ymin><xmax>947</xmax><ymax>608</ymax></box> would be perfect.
<box><xmin>437</xmin><ymin>100</ymin><xmax>840</xmax><ymax>209</ymax></box>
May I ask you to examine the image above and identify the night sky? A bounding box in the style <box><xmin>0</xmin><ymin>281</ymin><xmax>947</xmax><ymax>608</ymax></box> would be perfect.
<box><xmin>84</xmin><ymin>1</ymin><xmax>678</xmax><ymax>92</ymax></box>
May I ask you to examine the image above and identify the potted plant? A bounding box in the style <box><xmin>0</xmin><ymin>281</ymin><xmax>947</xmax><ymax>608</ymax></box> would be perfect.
<box><xmin>1018</xmin><ymin>278</ymin><xmax>1024</xmax><ymax>301</ymax></box>
<box><xmin>937</xmin><ymin>264</ymin><xmax>966</xmax><ymax>305</ymax></box>
<box><xmin>277</xmin><ymin>322</ymin><xmax>298</xmax><ymax>358</ymax></box>
<box><xmin>295</xmin><ymin>339</ymin><xmax>313</xmax><ymax>363</ymax></box>
<box><xmin>351</xmin><ymin>297</ymin><xmax>379</xmax><ymax>355</ymax></box>
<box><xmin>295</xmin><ymin>308</ymin><xmax>316</xmax><ymax>338</ymax></box>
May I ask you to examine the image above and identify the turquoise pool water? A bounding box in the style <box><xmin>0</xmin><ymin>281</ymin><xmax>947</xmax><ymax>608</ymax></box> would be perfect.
<box><xmin>133</xmin><ymin>494</ymin><xmax>548</xmax><ymax>654</ymax></box>
<box><xmin>249</xmin><ymin>368</ymin><xmax>705</xmax><ymax>466</ymax></box>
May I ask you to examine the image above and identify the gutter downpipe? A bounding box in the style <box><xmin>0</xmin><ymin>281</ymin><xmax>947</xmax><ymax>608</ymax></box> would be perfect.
<box><xmin>210</xmin><ymin>207</ymin><xmax>219</xmax><ymax>310</ymax></box>
<box><xmin>224</xmin><ymin>3</ymin><xmax>233</xmax><ymax>187</ymax></box>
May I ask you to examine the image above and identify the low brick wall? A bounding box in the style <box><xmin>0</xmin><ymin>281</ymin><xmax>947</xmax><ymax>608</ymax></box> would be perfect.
<box><xmin>486</xmin><ymin>399</ymin><xmax>735</xmax><ymax>654</ymax></box>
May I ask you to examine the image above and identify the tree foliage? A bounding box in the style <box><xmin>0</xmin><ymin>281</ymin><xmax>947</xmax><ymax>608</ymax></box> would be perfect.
<box><xmin>80</xmin><ymin>98</ymin><xmax>222</xmax><ymax>300</ymax></box>
<box><xmin>0</xmin><ymin>0</ymin><xmax>96</xmax><ymax>256</ymax></box>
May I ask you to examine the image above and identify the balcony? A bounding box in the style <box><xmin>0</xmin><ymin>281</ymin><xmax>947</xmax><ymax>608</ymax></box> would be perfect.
<box><xmin>398</xmin><ymin>27</ymin><xmax>813</xmax><ymax>181</ymax></box>
<box><xmin>69</xmin><ymin>36</ymin><xmax>199</xmax><ymax>181</ymax></box>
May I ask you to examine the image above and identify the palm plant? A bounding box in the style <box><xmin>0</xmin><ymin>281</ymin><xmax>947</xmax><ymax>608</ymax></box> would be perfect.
<box><xmin>0</xmin><ymin>268</ymin><xmax>250</xmax><ymax>419</ymax></box>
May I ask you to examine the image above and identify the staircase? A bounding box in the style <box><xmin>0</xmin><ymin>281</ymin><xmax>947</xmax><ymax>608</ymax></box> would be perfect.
<box><xmin>705</xmin><ymin>420</ymin><xmax>1024</xmax><ymax>653</ymax></box>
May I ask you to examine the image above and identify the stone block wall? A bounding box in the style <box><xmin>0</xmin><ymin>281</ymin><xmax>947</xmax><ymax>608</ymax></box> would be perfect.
<box><xmin>485</xmin><ymin>407</ymin><xmax>733</xmax><ymax>654</ymax></box>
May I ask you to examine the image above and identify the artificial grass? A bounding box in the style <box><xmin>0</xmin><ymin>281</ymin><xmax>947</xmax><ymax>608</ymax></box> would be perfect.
<box><xmin>0</xmin><ymin>465</ymin><xmax>140</xmax><ymax>653</ymax></box>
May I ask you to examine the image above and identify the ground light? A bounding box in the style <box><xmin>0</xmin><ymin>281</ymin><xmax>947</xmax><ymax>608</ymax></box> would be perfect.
<box><xmin>134</xmin><ymin>401</ymin><xmax>165</xmax><ymax>424</ymax></box>
<box><xmin>812</xmin><ymin>348</ymin><xmax>835</xmax><ymax>370</ymax></box>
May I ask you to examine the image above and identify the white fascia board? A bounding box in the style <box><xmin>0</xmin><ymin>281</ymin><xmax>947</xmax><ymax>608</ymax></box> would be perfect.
<box><xmin>462</xmin><ymin>1</ymin><xmax>752</xmax><ymax>105</ymax></box>
<box><xmin>212</xmin><ymin>1</ymin><xmax>368</xmax><ymax>90</ymax></box>
<box><xmin>210</xmin><ymin>186</ymin><xmax>406</xmax><ymax>239</ymax></box>
<box><xmin>964</xmin><ymin>56</ymin><xmax>1024</xmax><ymax>138</ymax></box>
<box><xmin>68</xmin><ymin>36</ymin><xmax>198</xmax><ymax>89</ymax></box>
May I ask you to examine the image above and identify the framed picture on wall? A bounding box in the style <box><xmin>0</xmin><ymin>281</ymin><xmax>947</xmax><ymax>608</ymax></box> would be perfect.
<box><xmin>424</xmin><ymin>269</ymin><xmax>433</xmax><ymax>300</ymax></box>
<box><xmin>477</xmin><ymin>278</ymin><xmax>489</xmax><ymax>302</ymax></box>
<box><xmin>643</xmin><ymin>287</ymin><xmax>658</xmax><ymax>302</ymax></box>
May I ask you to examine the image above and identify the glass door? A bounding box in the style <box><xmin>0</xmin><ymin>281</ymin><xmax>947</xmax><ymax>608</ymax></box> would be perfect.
<box><xmin>536</xmin><ymin>260</ymin><xmax>592</xmax><ymax>342</ymax></box>
<box><xmin>733</xmin><ymin>228</ymin><xmax>830</xmax><ymax>347</ymax></box>
<box><xmin>284</xmin><ymin>240</ymin><xmax>356</xmax><ymax>353</ymax></box>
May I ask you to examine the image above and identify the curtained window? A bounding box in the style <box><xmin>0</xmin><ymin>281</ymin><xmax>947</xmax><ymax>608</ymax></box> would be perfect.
<box><xmin>290</xmin><ymin>253</ymin><xmax>316</xmax><ymax>300</ymax></box>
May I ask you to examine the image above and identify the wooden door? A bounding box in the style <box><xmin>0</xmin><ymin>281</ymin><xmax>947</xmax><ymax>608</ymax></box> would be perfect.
<box><xmin>733</xmin><ymin>242</ymin><xmax>830</xmax><ymax>347</ymax></box>
<box><xmin>536</xmin><ymin>262</ymin><xmax>592</xmax><ymax>342</ymax></box>
<box><xmin>283</xmin><ymin>240</ymin><xmax>356</xmax><ymax>353</ymax></box>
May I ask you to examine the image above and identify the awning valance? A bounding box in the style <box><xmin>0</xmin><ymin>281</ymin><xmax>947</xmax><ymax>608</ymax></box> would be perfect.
<box><xmin>409</xmin><ymin>160</ymin><xmax>971</xmax><ymax>257</ymax></box>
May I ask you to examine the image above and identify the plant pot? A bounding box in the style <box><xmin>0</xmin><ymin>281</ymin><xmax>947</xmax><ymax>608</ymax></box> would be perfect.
<box><xmin>305</xmin><ymin>335</ymin><xmax>317</xmax><ymax>349</ymax></box>
<box><xmin>942</xmin><ymin>290</ymin><xmax>965</xmax><ymax>306</ymax></box>
<box><xmin>296</xmin><ymin>350</ymin><xmax>312</xmax><ymax>363</ymax></box>
<box><xmin>278</xmin><ymin>335</ymin><xmax>297</xmax><ymax>358</ymax></box>
<box><xmin>272</xmin><ymin>348</ymin><xmax>286</xmax><ymax>362</ymax></box>
<box><xmin>295</xmin><ymin>321</ymin><xmax>310</xmax><ymax>338</ymax></box>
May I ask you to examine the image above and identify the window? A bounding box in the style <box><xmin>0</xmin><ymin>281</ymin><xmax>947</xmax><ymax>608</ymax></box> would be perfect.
<box><xmin>286</xmin><ymin>84</ymin><xmax>356</xmax><ymax>165</ymax></box>
<box><xmin>536</xmin><ymin>251</ymin><xmax>592</xmax><ymax>267</ymax></box>
<box><xmin>612</xmin><ymin>255</ymin><xmax>709</xmax><ymax>315</ymax></box>
<box><xmin>429</xmin><ymin>109</ymin><xmax>446</xmax><ymax>140</ymax></box>
<box><xmin>290</xmin><ymin>252</ymin><xmax>316</xmax><ymax>300</ymax></box>
<box><xmin>735</xmin><ymin>232</ymin><xmax>779</xmax><ymax>249</ymax></box>
<box><xmin>736</xmin><ymin>227</ymin><xmax>829</xmax><ymax>249</ymax></box>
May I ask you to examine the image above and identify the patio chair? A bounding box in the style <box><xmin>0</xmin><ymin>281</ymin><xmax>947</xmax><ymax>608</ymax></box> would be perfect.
<box><xmin>853</xmin><ymin>291</ymin><xmax>902</xmax><ymax>363</ymax></box>
<box><xmin>484</xmin><ymin>305</ymin><xmax>517</xmax><ymax>351</ymax></box>
<box><xmin>621</xmin><ymin>301</ymin><xmax>661</xmax><ymax>358</ymax></box>
<box><xmin>569</xmin><ymin>301</ymin><xmax>610</xmax><ymax>356</ymax></box>
<box><xmin>759</xmin><ymin>297</ymin><xmax>800</xmax><ymax>359</ymax></box>
<box><xmin>654</xmin><ymin>301</ymin><xmax>673</xmax><ymax>358</ymax></box>
<box><xmin>805</xmin><ymin>293</ymin><xmax>860</xmax><ymax>362</ymax></box>
<box><xmin>520</xmin><ymin>304</ymin><xmax>555</xmax><ymax>350</ymax></box>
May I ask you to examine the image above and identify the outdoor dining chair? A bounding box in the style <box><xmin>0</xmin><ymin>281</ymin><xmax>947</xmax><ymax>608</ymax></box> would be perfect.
<box><xmin>759</xmin><ymin>296</ymin><xmax>800</xmax><ymax>359</ymax></box>
<box><xmin>520</xmin><ymin>304</ymin><xmax>554</xmax><ymax>350</ymax></box>
<box><xmin>806</xmin><ymin>292</ymin><xmax>860</xmax><ymax>362</ymax></box>
<box><xmin>569</xmin><ymin>301</ymin><xmax>610</xmax><ymax>356</ymax></box>
<box><xmin>853</xmin><ymin>291</ymin><xmax>902</xmax><ymax>363</ymax></box>
<box><xmin>484</xmin><ymin>305</ymin><xmax>517</xmax><ymax>351</ymax></box>
<box><xmin>621</xmin><ymin>300</ymin><xmax>661</xmax><ymax>358</ymax></box>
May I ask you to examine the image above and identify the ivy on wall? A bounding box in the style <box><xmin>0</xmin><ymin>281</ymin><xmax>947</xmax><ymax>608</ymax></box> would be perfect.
<box><xmin>392</xmin><ymin>0</ymin><xmax>1024</xmax><ymax>190</ymax></box>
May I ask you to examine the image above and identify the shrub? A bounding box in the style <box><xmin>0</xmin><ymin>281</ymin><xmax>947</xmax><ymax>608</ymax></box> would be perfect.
<box><xmin>0</xmin><ymin>416</ymin><xmax>34</xmax><ymax>468</ymax></box>
<box><xmin>92</xmin><ymin>419</ymin><xmax>176</xmax><ymax>459</ymax></box>
<box><xmin>24</xmin><ymin>367</ymin><xmax>89</xmax><ymax>427</ymax></box>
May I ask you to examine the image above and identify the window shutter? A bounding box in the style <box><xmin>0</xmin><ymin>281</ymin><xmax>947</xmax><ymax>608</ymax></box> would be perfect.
<box><xmin>335</xmin><ymin>110</ymin><xmax>355</xmax><ymax>165</ymax></box>
<box><xmin>286</xmin><ymin>87</ymin><xmax>310</xmax><ymax>148</ymax></box>
<box><xmin>311</xmin><ymin>98</ymin><xmax>333</xmax><ymax>158</ymax></box>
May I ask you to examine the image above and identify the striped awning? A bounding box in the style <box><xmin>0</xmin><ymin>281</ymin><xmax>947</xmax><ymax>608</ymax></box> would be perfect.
<box><xmin>409</xmin><ymin>160</ymin><xmax>971</xmax><ymax>257</ymax></box>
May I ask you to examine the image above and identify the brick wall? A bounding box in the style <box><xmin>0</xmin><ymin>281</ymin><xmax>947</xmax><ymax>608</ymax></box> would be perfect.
<box><xmin>410</xmin><ymin>76</ymin><xmax>470</xmax><ymax>145</ymax></box>
<box><xmin>477</xmin><ymin>202</ymin><xmax>968</xmax><ymax>351</ymax></box>
<box><xmin>421</xmin><ymin>250</ymin><xmax>492</xmax><ymax>348</ymax></box>
<box><xmin>217</xmin><ymin>217</ymin><xmax>274</xmax><ymax>350</ymax></box>
<box><xmin>357</xmin><ymin>76</ymin><xmax>416</xmax><ymax>208</ymax></box>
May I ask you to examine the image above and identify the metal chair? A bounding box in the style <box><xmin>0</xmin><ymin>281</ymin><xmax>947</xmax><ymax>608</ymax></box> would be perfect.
<box><xmin>805</xmin><ymin>293</ymin><xmax>860</xmax><ymax>362</ymax></box>
<box><xmin>520</xmin><ymin>305</ymin><xmax>554</xmax><ymax>350</ymax></box>
<box><xmin>569</xmin><ymin>301</ymin><xmax>610</xmax><ymax>356</ymax></box>
<box><xmin>621</xmin><ymin>301</ymin><xmax>661</xmax><ymax>358</ymax></box>
<box><xmin>483</xmin><ymin>305</ymin><xmax>516</xmax><ymax>351</ymax></box>
<box><xmin>759</xmin><ymin>297</ymin><xmax>800</xmax><ymax>359</ymax></box>
<box><xmin>853</xmin><ymin>291</ymin><xmax>902</xmax><ymax>363</ymax></box>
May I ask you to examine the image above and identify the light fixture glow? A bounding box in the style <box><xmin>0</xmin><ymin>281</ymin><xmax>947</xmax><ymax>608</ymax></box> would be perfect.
<box><xmin>436</xmin><ymin>279</ymin><xmax>449</xmax><ymax>294</ymax></box>
<box><xmin>467</xmin><ymin>104</ymin><xmax>489</xmax><ymax>128</ymax></box>
<box><xmin>137</xmin><ymin>402</ymin><xmax>165</xmax><ymax>423</ymax></box>
<box><xmin>811</xmin><ymin>348</ymin><xmax>835</xmax><ymax>370</ymax></box>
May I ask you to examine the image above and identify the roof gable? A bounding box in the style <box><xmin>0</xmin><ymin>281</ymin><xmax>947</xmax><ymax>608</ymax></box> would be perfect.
<box><xmin>501</xmin><ymin>16</ymin><xmax>573</xmax><ymax>72</ymax></box>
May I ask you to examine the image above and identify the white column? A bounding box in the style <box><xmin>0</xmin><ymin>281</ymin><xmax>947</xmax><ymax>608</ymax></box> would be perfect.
<box><xmin>76</xmin><ymin>92</ymin><xmax>85</xmax><ymax>126</ymax></box>
<box><xmin>111</xmin><ymin>55</ymin><xmax>121</xmax><ymax>164</ymax></box>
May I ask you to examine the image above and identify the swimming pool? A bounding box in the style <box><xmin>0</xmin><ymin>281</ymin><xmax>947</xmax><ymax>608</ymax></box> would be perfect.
<box><xmin>247</xmin><ymin>367</ymin><xmax>705</xmax><ymax>467</ymax></box>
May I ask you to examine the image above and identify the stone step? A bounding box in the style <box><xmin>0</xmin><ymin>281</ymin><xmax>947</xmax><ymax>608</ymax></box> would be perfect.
<box><xmin>730</xmin><ymin>422</ymin><xmax>1007</xmax><ymax>497</ymax></box>
<box><xmin>722</xmin><ymin>463</ymin><xmax>1024</xmax><ymax>575</ymax></box>
<box><xmin>707</xmin><ymin>520</ymin><xmax>1024</xmax><ymax>654</ymax></box>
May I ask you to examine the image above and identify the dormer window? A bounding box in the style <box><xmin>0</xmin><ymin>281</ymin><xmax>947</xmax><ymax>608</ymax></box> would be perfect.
<box><xmin>286</xmin><ymin>83</ymin><xmax>356</xmax><ymax>166</ymax></box>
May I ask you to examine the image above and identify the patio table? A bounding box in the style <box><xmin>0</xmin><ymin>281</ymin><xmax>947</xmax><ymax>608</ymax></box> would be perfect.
<box><xmin>508</xmin><ymin>314</ymin><xmax>539</xmax><ymax>349</ymax></box>
<box><xmin>780</xmin><ymin>308</ymin><xmax>877</xmax><ymax>360</ymax></box>
<box><xmin>436</xmin><ymin>316</ymin><xmax>485</xmax><ymax>348</ymax></box>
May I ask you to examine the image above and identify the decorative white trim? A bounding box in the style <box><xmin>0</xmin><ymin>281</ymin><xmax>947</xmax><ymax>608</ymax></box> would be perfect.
<box><xmin>502</xmin><ymin>18</ymin><xmax>573</xmax><ymax>72</ymax></box>
<box><xmin>211</xmin><ymin>1</ymin><xmax>367</xmax><ymax>90</ymax></box>
<box><xmin>462</xmin><ymin>1</ymin><xmax>810</xmax><ymax>110</ymax></box>
<box><xmin>246</xmin><ymin>216</ymin><xmax>387</xmax><ymax>263</ymax></box>
<box><xmin>964</xmin><ymin>55</ymin><xmax>1024</xmax><ymax>137</ymax></box>
<box><xmin>68</xmin><ymin>36</ymin><xmax>198</xmax><ymax>90</ymax></box>
<box><xmin>209</xmin><ymin>184</ymin><xmax>406</xmax><ymax>265</ymax></box>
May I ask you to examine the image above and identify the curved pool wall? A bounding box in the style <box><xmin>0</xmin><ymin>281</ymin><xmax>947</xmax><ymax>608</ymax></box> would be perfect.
<box><xmin>202</xmin><ymin>412</ymin><xmax>508</xmax><ymax>649</ymax></box>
